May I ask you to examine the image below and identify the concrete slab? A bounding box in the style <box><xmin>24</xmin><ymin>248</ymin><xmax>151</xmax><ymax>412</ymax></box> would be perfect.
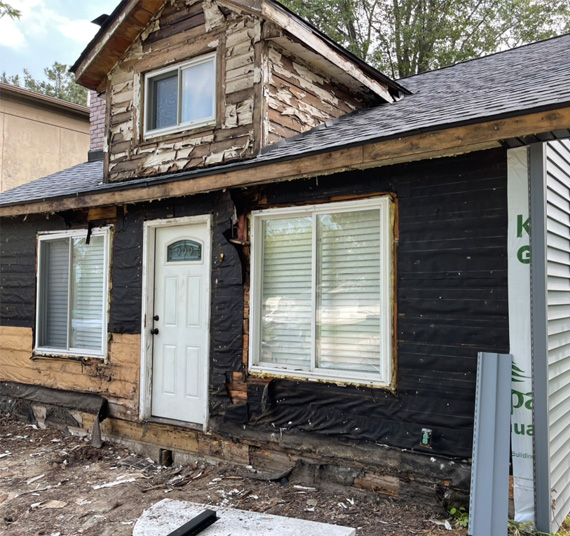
<box><xmin>133</xmin><ymin>498</ymin><xmax>356</xmax><ymax>536</ymax></box>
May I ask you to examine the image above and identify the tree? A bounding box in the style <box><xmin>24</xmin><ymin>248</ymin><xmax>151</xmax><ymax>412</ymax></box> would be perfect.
<box><xmin>0</xmin><ymin>1</ymin><xmax>20</xmax><ymax>19</ymax></box>
<box><xmin>2</xmin><ymin>62</ymin><xmax>88</xmax><ymax>106</ymax></box>
<box><xmin>280</xmin><ymin>0</ymin><xmax>570</xmax><ymax>78</ymax></box>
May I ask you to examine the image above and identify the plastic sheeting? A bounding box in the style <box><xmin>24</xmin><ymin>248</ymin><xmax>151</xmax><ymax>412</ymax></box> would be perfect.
<box><xmin>224</xmin><ymin>149</ymin><xmax>510</xmax><ymax>458</ymax></box>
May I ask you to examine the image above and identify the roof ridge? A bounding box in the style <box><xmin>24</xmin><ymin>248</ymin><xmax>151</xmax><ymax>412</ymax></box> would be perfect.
<box><xmin>401</xmin><ymin>31</ymin><xmax>570</xmax><ymax>82</ymax></box>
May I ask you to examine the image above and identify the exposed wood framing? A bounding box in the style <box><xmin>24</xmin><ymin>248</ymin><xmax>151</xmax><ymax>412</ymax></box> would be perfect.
<box><xmin>0</xmin><ymin>327</ymin><xmax>140</xmax><ymax>416</ymax></box>
<box><xmin>2</xmin><ymin>107</ymin><xmax>570</xmax><ymax>217</ymax></box>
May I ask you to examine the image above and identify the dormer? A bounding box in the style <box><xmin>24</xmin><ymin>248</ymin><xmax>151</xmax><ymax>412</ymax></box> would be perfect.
<box><xmin>72</xmin><ymin>0</ymin><xmax>407</xmax><ymax>183</ymax></box>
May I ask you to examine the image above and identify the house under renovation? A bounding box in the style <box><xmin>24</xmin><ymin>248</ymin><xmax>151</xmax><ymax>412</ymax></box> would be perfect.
<box><xmin>1</xmin><ymin>0</ymin><xmax>570</xmax><ymax>532</ymax></box>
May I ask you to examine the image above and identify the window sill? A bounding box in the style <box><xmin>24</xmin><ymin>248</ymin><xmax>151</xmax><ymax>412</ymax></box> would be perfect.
<box><xmin>143</xmin><ymin>118</ymin><xmax>216</xmax><ymax>141</ymax></box>
<box><xmin>33</xmin><ymin>350</ymin><xmax>107</xmax><ymax>363</ymax></box>
<box><xmin>249</xmin><ymin>364</ymin><xmax>391</xmax><ymax>389</ymax></box>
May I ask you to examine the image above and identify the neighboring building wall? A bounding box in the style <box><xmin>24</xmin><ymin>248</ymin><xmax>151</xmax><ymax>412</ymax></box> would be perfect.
<box><xmin>0</xmin><ymin>83</ymin><xmax>90</xmax><ymax>192</ymax></box>
<box><xmin>89</xmin><ymin>90</ymin><xmax>106</xmax><ymax>152</ymax></box>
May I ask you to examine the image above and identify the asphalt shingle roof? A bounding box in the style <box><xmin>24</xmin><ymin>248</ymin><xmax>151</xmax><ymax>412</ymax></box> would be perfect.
<box><xmin>1</xmin><ymin>33</ymin><xmax>569</xmax><ymax>209</ymax></box>
<box><xmin>258</xmin><ymin>33</ymin><xmax>570</xmax><ymax>162</ymax></box>
<box><xmin>0</xmin><ymin>161</ymin><xmax>105</xmax><ymax>206</ymax></box>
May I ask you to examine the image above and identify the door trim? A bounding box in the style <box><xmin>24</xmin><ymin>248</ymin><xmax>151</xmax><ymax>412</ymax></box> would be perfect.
<box><xmin>140</xmin><ymin>215</ymin><xmax>212</xmax><ymax>431</ymax></box>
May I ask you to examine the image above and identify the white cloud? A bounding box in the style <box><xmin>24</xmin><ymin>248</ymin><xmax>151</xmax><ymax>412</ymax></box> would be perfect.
<box><xmin>3</xmin><ymin>0</ymin><xmax>98</xmax><ymax>47</ymax></box>
<box><xmin>58</xmin><ymin>19</ymin><xmax>98</xmax><ymax>43</ymax></box>
<box><xmin>0</xmin><ymin>18</ymin><xmax>27</xmax><ymax>50</ymax></box>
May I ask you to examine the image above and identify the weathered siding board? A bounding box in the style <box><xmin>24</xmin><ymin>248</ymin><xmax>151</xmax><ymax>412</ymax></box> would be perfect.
<box><xmin>0</xmin><ymin>327</ymin><xmax>140</xmax><ymax>416</ymax></box>
<box><xmin>106</xmin><ymin>0</ymin><xmax>261</xmax><ymax>182</ymax></box>
<box><xmin>103</xmin><ymin>0</ymin><xmax>379</xmax><ymax>181</ymax></box>
<box><xmin>545</xmin><ymin>139</ymin><xmax>570</xmax><ymax>530</ymax></box>
<box><xmin>265</xmin><ymin>42</ymin><xmax>370</xmax><ymax>145</ymax></box>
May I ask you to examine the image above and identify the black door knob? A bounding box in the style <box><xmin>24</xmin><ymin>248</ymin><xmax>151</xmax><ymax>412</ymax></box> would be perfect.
<box><xmin>150</xmin><ymin>328</ymin><xmax>159</xmax><ymax>335</ymax></box>
<box><xmin>153</xmin><ymin>315</ymin><xmax>159</xmax><ymax>321</ymax></box>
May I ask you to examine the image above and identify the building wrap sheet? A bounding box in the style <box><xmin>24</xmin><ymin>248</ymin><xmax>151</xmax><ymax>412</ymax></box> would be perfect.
<box><xmin>507</xmin><ymin>147</ymin><xmax>534</xmax><ymax>523</ymax></box>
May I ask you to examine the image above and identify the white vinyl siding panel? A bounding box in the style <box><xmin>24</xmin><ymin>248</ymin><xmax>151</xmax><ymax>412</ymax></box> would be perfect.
<box><xmin>251</xmin><ymin>198</ymin><xmax>393</xmax><ymax>386</ymax></box>
<box><xmin>545</xmin><ymin>139</ymin><xmax>570</xmax><ymax>531</ymax></box>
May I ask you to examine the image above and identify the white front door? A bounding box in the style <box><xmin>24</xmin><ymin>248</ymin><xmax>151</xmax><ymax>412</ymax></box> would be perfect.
<box><xmin>150</xmin><ymin>222</ymin><xmax>210</xmax><ymax>424</ymax></box>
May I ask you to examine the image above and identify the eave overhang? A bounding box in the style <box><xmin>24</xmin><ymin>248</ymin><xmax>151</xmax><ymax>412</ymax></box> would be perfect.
<box><xmin>1</xmin><ymin>104</ymin><xmax>569</xmax><ymax>218</ymax></box>
<box><xmin>71</xmin><ymin>0</ymin><xmax>165</xmax><ymax>92</ymax></box>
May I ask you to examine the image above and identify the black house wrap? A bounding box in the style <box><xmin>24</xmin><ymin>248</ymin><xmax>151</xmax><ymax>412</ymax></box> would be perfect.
<box><xmin>0</xmin><ymin>148</ymin><xmax>509</xmax><ymax>460</ymax></box>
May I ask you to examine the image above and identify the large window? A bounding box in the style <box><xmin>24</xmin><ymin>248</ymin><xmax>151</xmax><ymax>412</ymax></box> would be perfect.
<box><xmin>144</xmin><ymin>53</ymin><xmax>216</xmax><ymax>138</ymax></box>
<box><xmin>250</xmin><ymin>198</ymin><xmax>393</xmax><ymax>386</ymax></box>
<box><xmin>36</xmin><ymin>228</ymin><xmax>110</xmax><ymax>358</ymax></box>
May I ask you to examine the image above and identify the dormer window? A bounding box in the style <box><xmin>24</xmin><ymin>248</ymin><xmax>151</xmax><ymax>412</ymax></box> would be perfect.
<box><xmin>144</xmin><ymin>52</ymin><xmax>216</xmax><ymax>138</ymax></box>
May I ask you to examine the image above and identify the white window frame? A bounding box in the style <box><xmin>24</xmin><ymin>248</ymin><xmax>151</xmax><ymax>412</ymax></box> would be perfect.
<box><xmin>249</xmin><ymin>197</ymin><xmax>393</xmax><ymax>387</ymax></box>
<box><xmin>35</xmin><ymin>227</ymin><xmax>111</xmax><ymax>359</ymax></box>
<box><xmin>143</xmin><ymin>52</ymin><xmax>217</xmax><ymax>139</ymax></box>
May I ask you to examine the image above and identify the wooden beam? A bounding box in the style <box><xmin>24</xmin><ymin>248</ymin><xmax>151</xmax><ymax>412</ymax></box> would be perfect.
<box><xmin>1</xmin><ymin>106</ymin><xmax>570</xmax><ymax>218</ymax></box>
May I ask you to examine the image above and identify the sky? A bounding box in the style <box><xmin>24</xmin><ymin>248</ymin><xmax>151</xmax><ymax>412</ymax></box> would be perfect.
<box><xmin>0</xmin><ymin>0</ymin><xmax>120</xmax><ymax>81</ymax></box>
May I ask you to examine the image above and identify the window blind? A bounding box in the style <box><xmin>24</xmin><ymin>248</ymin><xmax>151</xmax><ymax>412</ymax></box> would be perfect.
<box><xmin>37</xmin><ymin>231</ymin><xmax>107</xmax><ymax>356</ymax></box>
<box><xmin>261</xmin><ymin>217</ymin><xmax>312</xmax><ymax>368</ymax></box>
<box><xmin>256</xmin><ymin>203</ymin><xmax>389</xmax><ymax>382</ymax></box>
<box><xmin>70</xmin><ymin>236</ymin><xmax>105</xmax><ymax>351</ymax></box>
<box><xmin>42</xmin><ymin>238</ymin><xmax>69</xmax><ymax>349</ymax></box>
<box><xmin>316</xmin><ymin>210</ymin><xmax>381</xmax><ymax>373</ymax></box>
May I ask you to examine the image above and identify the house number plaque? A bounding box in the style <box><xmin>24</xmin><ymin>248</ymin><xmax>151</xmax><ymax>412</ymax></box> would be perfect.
<box><xmin>167</xmin><ymin>240</ymin><xmax>202</xmax><ymax>262</ymax></box>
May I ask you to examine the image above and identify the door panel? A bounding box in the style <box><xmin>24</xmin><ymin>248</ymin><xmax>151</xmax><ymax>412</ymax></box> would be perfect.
<box><xmin>151</xmin><ymin>222</ymin><xmax>210</xmax><ymax>424</ymax></box>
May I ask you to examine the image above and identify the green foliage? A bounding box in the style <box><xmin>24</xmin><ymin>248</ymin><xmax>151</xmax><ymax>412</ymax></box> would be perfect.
<box><xmin>448</xmin><ymin>506</ymin><xmax>469</xmax><ymax>528</ymax></box>
<box><xmin>279</xmin><ymin>0</ymin><xmax>570</xmax><ymax>78</ymax></box>
<box><xmin>0</xmin><ymin>1</ymin><xmax>20</xmax><ymax>19</ymax></box>
<box><xmin>508</xmin><ymin>519</ymin><xmax>536</xmax><ymax>535</ymax></box>
<box><xmin>1</xmin><ymin>62</ymin><xmax>88</xmax><ymax>106</ymax></box>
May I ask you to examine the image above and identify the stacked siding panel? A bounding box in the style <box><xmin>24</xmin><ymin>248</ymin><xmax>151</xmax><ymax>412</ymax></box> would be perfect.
<box><xmin>546</xmin><ymin>139</ymin><xmax>570</xmax><ymax>531</ymax></box>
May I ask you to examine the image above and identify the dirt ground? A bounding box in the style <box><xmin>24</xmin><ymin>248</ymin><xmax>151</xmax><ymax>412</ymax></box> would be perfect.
<box><xmin>0</xmin><ymin>414</ymin><xmax>468</xmax><ymax>536</ymax></box>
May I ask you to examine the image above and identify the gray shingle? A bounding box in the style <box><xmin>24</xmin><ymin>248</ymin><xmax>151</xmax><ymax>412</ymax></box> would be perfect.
<box><xmin>258</xmin><ymin>33</ymin><xmax>570</xmax><ymax>161</ymax></box>
<box><xmin>0</xmin><ymin>161</ymin><xmax>104</xmax><ymax>207</ymax></box>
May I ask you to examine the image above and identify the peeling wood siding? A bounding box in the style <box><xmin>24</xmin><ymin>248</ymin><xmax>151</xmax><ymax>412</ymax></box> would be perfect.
<box><xmin>264</xmin><ymin>42</ymin><xmax>371</xmax><ymax>145</ymax></box>
<box><xmin>106</xmin><ymin>0</ymin><xmax>261</xmax><ymax>182</ymax></box>
<box><xmin>103</xmin><ymin>0</ymin><xmax>379</xmax><ymax>182</ymax></box>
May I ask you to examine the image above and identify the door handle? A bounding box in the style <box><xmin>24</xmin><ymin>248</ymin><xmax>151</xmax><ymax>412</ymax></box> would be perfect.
<box><xmin>150</xmin><ymin>328</ymin><xmax>159</xmax><ymax>335</ymax></box>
